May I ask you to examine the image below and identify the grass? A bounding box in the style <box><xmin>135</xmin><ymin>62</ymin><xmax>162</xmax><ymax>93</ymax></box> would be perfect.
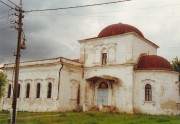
<box><xmin>0</xmin><ymin>111</ymin><xmax>180</xmax><ymax>124</ymax></box>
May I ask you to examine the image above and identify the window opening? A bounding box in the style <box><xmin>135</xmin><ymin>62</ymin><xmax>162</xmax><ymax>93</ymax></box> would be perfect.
<box><xmin>26</xmin><ymin>83</ymin><xmax>30</xmax><ymax>98</ymax></box>
<box><xmin>47</xmin><ymin>83</ymin><xmax>52</xmax><ymax>98</ymax></box>
<box><xmin>102</xmin><ymin>53</ymin><xmax>107</xmax><ymax>65</ymax></box>
<box><xmin>97</xmin><ymin>82</ymin><xmax>108</xmax><ymax>105</ymax></box>
<box><xmin>145</xmin><ymin>84</ymin><xmax>152</xmax><ymax>101</ymax></box>
<box><xmin>36</xmin><ymin>83</ymin><xmax>41</xmax><ymax>98</ymax></box>
<box><xmin>7</xmin><ymin>84</ymin><xmax>11</xmax><ymax>98</ymax></box>
<box><xmin>17</xmin><ymin>84</ymin><xmax>20</xmax><ymax>98</ymax></box>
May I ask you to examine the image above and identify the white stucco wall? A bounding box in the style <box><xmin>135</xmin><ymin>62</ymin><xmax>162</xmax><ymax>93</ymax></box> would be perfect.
<box><xmin>58</xmin><ymin>63</ymin><xmax>82</xmax><ymax>110</ymax></box>
<box><xmin>83</xmin><ymin>65</ymin><xmax>134</xmax><ymax>113</ymax></box>
<box><xmin>132</xmin><ymin>34</ymin><xmax>157</xmax><ymax>63</ymax></box>
<box><xmin>3</xmin><ymin>64</ymin><xmax>61</xmax><ymax>112</ymax></box>
<box><xmin>79</xmin><ymin>33</ymin><xmax>158</xmax><ymax>68</ymax></box>
<box><xmin>2</xmin><ymin>58</ymin><xmax>83</xmax><ymax>112</ymax></box>
<box><xmin>134</xmin><ymin>70</ymin><xmax>179</xmax><ymax>115</ymax></box>
<box><xmin>79</xmin><ymin>32</ymin><xmax>161</xmax><ymax>114</ymax></box>
<box><xmin>80</xmin><ymin>34</ymin><xmax>133</xmax><ymax>67</ymax></box>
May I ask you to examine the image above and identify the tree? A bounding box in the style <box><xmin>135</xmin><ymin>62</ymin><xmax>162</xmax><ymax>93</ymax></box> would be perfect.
<box><xmin>172</xmin><ymin>57</ymin><xmax>180</xmax><ymax>81</ymax></box>
<box><xmin>0</xmin><ymin>71</ymin><xmax>7</xmax><ymax>98</ymax></box>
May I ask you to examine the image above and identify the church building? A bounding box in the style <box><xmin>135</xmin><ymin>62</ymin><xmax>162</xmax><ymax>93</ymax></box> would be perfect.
<box><xmin>1</xmin><ymin>23</ymin><xmax>180</xmax><ymax>115</ymax></box>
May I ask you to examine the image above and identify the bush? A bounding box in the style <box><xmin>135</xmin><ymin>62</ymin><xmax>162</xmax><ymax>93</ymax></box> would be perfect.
<box><xmin>0</xmin><ymin>72</ymin><xmax>7</xmax><ymax>98</ymax></box>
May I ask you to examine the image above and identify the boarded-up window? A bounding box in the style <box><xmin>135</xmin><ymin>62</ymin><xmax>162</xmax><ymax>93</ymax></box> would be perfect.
<box><xmin>70</xmin><ymin>82</ymin><xmax>78</xmax><ymax>101</ymax></box>
<box><xmin>108</xmin><ymin>47</ymin><xmax>115</xmax><ymax>62</ymax></box>
<box><xmin>7</xmin><ymin>84</ymin><xmax>11</xmax><ymax>98</ymax></box>
<box><xmin>36</xmin><ymin>83</ymin><xmax>41</xmax><ymax>98</ymax></box>
<box><xmin>26</xmin><ymin>83</ymin><xmax>30</xmax><ymax>98</ymax></box>
<box><xmin>47</xmin><ymin>83</ymin><xmax>52</xmax><ymax>98</ymax></box>
<box><xmin>17</xmin><ymin>84</ymin><xmax>20</xmax><ymax>98</ymax></box>
<box><xmin>102</xmin><ymin>53</ymin><xmax>107</xmax><ymax>65</ymax></box>
<box><xmin>94</xmin><ymin>49</ymin><xmax>100</xmax><ymax>63</ymax></box>
<box><xmin>145</xmin><ymin>84</ymin><xmax>152</xmax><ymax>101</ymax></box>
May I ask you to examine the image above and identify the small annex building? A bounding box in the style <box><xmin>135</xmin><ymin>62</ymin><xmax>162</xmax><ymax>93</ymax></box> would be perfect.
<box><xmin>1</xmin><ymin>23</ymin><xmax>180</xmax><ymax>115</ymax></box>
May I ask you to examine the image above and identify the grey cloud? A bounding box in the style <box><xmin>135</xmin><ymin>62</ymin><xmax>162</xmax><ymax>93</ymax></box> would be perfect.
<box><xmin>0</xmin><ymin>0</ymin><xmax>180</xmax><ymax>65</ymax></box>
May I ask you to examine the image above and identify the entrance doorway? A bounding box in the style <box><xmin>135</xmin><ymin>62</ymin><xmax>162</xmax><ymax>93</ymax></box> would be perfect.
<box><xmin>97</xmin><ymin>82</ymin><xmax>109</xmax><ymax>105</ymax></box>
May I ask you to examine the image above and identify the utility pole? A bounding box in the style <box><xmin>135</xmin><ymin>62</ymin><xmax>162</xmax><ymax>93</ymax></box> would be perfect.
<box><xmin>12</xmin><ymin>0</ymin><xmax>24</xmax><ymax>123</ymax></box>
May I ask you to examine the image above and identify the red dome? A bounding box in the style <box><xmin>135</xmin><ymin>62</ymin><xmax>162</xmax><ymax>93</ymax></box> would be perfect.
<box><xmin>98</xmin><ymin>23</ymin><xmax>144</xmax><ymax>38</ymax></box>
<box><xmin>136</xmin><ymin>55</ymin><xmax>173</xmax><ymax>71</ymax></box>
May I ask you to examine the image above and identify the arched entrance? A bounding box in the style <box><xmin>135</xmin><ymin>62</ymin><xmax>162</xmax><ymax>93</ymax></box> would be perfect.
<box><xmin>86</xmin><ymin>76</ymin><xmax>118</xmax><ymax>109</ymax></box>
<box><xmin>95</xmin><ymin>79</ymin><xmax>112</xmax><ymax>106</ymax></box>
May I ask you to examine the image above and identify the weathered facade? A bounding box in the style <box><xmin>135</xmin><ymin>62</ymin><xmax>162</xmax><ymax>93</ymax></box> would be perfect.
<box><xmin>1</xmin><ymin>23</ymin><xmax>180</xmax><ymax>115</ymax></box>
<box><xmin>1</xmin><ymin>58</ymin><xmax>83</xmax><ymax>112</ymax></box>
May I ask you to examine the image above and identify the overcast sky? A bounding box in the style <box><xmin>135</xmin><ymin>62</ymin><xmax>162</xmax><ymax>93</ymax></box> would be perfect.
<box><xmin>0</xmin><ymin>0</ymin><xmax>180</xmax><ymax>66</ymax></box>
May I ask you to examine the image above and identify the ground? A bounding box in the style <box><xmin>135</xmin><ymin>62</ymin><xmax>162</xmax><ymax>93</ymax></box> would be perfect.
<box><xmin>0</xmin><ymin>111</ymin><xmax>180</xmax><ymax>124</ymax></box>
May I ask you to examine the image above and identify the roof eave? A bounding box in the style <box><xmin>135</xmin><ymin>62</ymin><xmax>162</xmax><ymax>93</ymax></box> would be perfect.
<box><xmin>78</xmin><ymin>32</ymin><xmax>159</xmax><ymax>49</ymax></box>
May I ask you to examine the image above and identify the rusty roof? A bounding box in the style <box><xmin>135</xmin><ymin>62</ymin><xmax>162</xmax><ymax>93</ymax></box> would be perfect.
<box><xmin>136</xmin><ymin>55</ymin><xmax>173</xmax><ymax>71</ymax></box>
<box><xmin>98</xmin><ymin>23</ymin><xmax>144</xmax><ymax>38</ymax></box>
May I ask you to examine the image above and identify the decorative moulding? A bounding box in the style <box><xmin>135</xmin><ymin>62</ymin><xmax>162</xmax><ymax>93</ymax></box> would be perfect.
<box><xmin>45</xmin><ymin>78</ymin><xmax>55</xmax><ymax>82</ymax></box>
<box><xmin>34</xmin><ymin>78</ymin><xmax>43</xmax><ymax>82</ymax></box>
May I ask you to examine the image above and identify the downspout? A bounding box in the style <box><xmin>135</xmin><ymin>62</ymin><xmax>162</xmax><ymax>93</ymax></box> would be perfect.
<box><xmin>57</xmin><ymin>59</ymin><xmax>63</xmax><ymax>100</ymax></box>
<box><xmin>131</xmin><ymin>37</ymin><xmax>135</xmax><ymax>114</ymax></box>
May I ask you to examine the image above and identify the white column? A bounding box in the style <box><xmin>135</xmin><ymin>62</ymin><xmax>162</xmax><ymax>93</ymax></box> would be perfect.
<box><xmin>30</xmin><ymin>82</ymin><xmax>35</xmax><ymax>99</ymax></box>
<box><xmin>41</xmin><ymin>83</ymin><xmax>47</xmax><ymax>99</ymax></box>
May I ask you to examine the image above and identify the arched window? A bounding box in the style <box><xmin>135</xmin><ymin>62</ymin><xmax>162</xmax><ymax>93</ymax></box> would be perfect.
<box><xmin>17</xmin><ymin>84</ymin><xmax>20</xmax><ymax>98</ymax></box>
<box><xmin>98</xmin><ymin>82</ymin><xmax>108</xmax><ymax>89</ymax></box>
<box><xmin>94</xmin><ymin>49</ymin><xmax>100</xmax><ymax>64</ymax></box>
<box><xmin>108</xmin><ymin>47</ymin><xmax>115</xmax><ymax>62</ymax></box>
<box><xmin>36</xmin><ymin>83</ymin><xmax>41</xmax><ymax>98</ymax></box>
<box><xmin>26</xmin><ymin>83</ymin><xmax>30</xmax><ymax>98</ymax></box>
<box><xmin>47</xmin><ymin>83</ymin><xmax>52</xmax><ymax>98</ymax></box>
<box><xmin>145</xmin><ymin>84</ymin><xmax>152</xmax><ymax>101</ymax></box>
<box><xmin>7</xmin><ymin>84</ymin><xmax>11</xmax><ymax>98</ymax></box>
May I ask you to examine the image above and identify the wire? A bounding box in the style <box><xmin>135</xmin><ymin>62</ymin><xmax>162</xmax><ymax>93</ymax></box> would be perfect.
<box><xmin>26</xmin><ymin>3</ymin><xmax>180</xmax><ymax>16</ymax></box>
<box><xmin>25</xmin><ymin>0</ymin><xmax>132</xmax><ymax>13</ymax></box>
<box><xmin>0</xmin><ymin>0</ymin><xmax>14</xmax><ymax>9</ymax></box>
<box><xmin>6</xmin><ymin>0</ymin><xmax>18</xmax><ymax>7</ymax></box>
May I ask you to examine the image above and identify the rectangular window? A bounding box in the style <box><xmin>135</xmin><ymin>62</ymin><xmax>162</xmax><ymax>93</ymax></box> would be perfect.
<box><xmin>102</xmin><ymin>53</ymin><xmax>107</xmax><ymax>65</ymax></box>
<box><xmin>26</xmin><ymin>84</ymin><xmax>30</xmax><ymax>98</ymax></box>
<box><xmin>36</xmin><ymin>83</ymin><xmax>41</xmax><ymax>98</ymax></box>
<box><xmin>17</xmin><ymin>84</ymin><xmax>20</xmax><ymax>98</ymax></box>
<box><xmin>47</xmin><ymin>83</ymin><xmax>52</xmax><ymax>98</ymax></box>
<box><xmin>7</xmin><ymin>84</ymin><xmax>11</xmax><ymax>98</ymax></box>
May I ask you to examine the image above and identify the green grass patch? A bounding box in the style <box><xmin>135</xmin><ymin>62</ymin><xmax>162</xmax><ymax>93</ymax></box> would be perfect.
<box><xmin>0</xmin><ymin>111</ymin><xmax>179</xmax><ymax>124</ymax></box>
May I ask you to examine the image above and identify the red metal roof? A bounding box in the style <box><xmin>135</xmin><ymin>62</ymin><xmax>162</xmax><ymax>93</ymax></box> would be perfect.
<box><xmin>98</xmin><ymin>23</ymin><xmax>144</xmax><ymax>38</ymax></box>
<box><xmin>136</xmin><ymin>55</ymin><xmax>173</xmax><ymax>71</ymax></box>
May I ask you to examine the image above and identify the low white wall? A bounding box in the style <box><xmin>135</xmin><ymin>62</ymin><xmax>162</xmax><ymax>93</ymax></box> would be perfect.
<box><xmin>2</xmin><ymin>59</ymin><xmax>83</xmax><ymax>112</ymax></box>
<box><xmin>134</xmin><ymin>70</ymin><xmax>179</xmax><ymax>115</ymax></box>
